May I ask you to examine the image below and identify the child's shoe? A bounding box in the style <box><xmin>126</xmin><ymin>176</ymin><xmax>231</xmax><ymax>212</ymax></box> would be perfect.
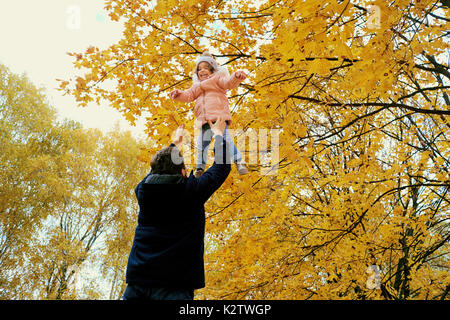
<box><xmin>194</xmin><ymin>168</ymin><xmax>204</xmax><ymax>178</ymax></box>
<box><xmin>236</xmin><ymin>162</ymin><xmax>249</xmax><ymax>175</ymax></box>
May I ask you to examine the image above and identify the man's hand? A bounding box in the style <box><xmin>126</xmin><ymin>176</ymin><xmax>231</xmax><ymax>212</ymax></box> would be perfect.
<box><xmin>208</xmin><ymin>117</ymin><xmax>226</xmax><ymax>137</ymax></box>
<box><xmin>172</xmin><ymin>123</ymin><xmax>185</xmax><ymax>146</ymax></box>
<box><xmin>170</xmin><ymin>89</ymin><xmax>182</xmax><ymax>99</ymax></box>
<box><xmin>234</xmin><ymin>71</ymin><xmax>247</xmax><ymax>81</ymax></box>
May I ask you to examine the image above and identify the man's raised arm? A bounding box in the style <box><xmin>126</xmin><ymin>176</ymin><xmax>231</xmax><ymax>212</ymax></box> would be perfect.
<box><xmin>192</xmin><ymin>117</ymin><xmax>232</xmax><ymax>202</ymax></box>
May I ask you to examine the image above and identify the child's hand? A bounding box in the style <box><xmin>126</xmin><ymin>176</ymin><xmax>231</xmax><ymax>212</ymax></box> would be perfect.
<box><xmin>234</xmin><ymin>71</ymin><xmax>247</xmax><ymax>81</ymax></box>
<box><xmin>170</xmin><ymin>89</ymin><xmax>181</xmax><ymax>99</ymax></box>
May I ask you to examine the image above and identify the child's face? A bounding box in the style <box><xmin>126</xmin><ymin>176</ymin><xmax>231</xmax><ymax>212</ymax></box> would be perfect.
<box><xmin>197</xmin><ymin>62</ymin><xmax>213</xmax><ymax>81</ymax></box>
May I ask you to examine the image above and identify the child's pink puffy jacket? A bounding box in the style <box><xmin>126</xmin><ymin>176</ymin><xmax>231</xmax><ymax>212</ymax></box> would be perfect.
<box><xmin>173</xmin><ymin>72</ymin><xmax>243</xmax><ymax>128</ymax></box>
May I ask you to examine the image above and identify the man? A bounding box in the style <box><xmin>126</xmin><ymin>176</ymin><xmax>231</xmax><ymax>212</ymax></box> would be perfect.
<box><xmin>122</xmin><ymin>117</ymin><xmax>232</xmax><ymax>300</ymax></box>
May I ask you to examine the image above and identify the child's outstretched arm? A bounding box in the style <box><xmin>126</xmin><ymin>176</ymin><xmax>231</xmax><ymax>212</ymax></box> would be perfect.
<box><xmin>170</xmin><ymin>85</ymin><xmax>200</xmax><ymax>103</ymax></box>
<box><xmin>217</xmin><ymin>71</ymin><xmax>247</xmax><ymax>90</ymax></box>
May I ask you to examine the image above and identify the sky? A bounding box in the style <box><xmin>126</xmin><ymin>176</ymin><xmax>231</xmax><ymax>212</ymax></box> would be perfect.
<box><xmin>0</xmin><ymin>0</ymin><xmax>147</xmax><ymax>138</ymax></box>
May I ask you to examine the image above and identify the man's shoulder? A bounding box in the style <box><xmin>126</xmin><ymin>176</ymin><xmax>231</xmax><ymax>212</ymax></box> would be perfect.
<box><xmin>144</xmin><ymin>174</ymin><xmax>186</xmax><ymax>185</ymax></box>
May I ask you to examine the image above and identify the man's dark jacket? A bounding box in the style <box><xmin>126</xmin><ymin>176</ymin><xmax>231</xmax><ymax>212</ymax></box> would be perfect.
<box><xmin>125</xmin><ymin>135</ymin><xmax>231</xmax><ymax>289</ymax></box>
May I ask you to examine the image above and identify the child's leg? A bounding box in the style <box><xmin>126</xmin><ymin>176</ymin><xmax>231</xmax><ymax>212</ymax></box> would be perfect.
<box><xmin>223</xmin><ymin>124</ymin><xmax>243</xmax><ymax>164</ymax></box>
<box><xmin>196</xmin><ymin>123</ymin><xmax>213</xmax><ymax>170</ymax></box>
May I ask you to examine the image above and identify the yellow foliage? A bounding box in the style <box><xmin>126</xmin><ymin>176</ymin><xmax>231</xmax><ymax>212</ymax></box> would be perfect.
<box><xmin>57</xmin><ymin>0</ymin><xmax>450</xmax><ymax>300</ymax></box>
<box><xmin>1</xmin><ymin>63</ymin><xmax>149</xmax><ymax>299</ymax></box>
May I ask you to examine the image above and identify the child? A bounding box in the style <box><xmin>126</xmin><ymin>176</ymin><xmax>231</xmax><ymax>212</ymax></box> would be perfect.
<box><xmin>170</xmin><ymin>51</ymin><xmax>248</xmax><ymax>178</ymax></box>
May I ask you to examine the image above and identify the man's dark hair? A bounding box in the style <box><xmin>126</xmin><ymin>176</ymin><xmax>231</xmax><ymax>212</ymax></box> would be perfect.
<box><xmin>150</xmin><ymin>146</ymin><xmax>185</xmax><ymax>174</ymax></box>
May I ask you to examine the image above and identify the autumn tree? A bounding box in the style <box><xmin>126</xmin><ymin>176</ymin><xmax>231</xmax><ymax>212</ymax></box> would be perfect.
<box><xmin>60</xmin><ymin>0</ymin><xmax>449</xmax><ymax>299</ymax></box>
<box><xmin>0</xmin><ymin>64</ymin><xmax>61</xmax><ymax>298</ymax></box>
<box><xmin>0</xmin><ymin>63</ymin><xmax>148</xmax><ymax>299</ymax></box>
<box><xmin>22</xmin><ymin>125</ymin><xmax>147</xmax><ymax>300</ymax></box>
